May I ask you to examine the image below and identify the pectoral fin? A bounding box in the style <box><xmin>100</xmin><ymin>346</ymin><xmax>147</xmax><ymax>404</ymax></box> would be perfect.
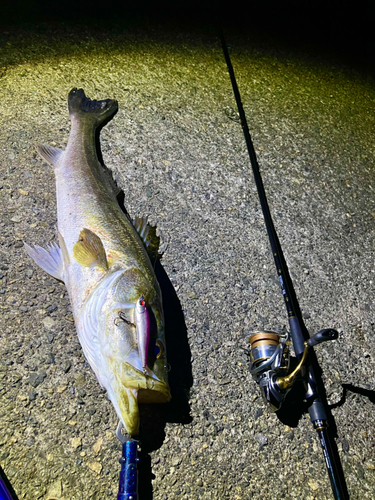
<box><xmin>25</xmin><ymin>242</ymin><xmax>64</xmax><ymax>282</ymax></box>
<box><xmin>73</xmin><ymin>228</ymin><xmax>108</xmax><ymax>270</ymax></box>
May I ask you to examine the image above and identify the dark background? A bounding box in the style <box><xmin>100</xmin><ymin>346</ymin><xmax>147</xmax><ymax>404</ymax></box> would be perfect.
<box><xmin>1</xmin><ymin>1</ymin><xmax>374</xmax><ymax>75</ymax></box>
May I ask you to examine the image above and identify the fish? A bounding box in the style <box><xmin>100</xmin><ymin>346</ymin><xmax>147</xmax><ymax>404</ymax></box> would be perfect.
<box><xmin>25</xmin><ymin>88</ymin><xmax>171</xmax><ymax>436</ymax></box>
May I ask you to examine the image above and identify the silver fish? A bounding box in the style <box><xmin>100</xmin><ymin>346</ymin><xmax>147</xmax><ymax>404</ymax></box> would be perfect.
<box><xmin>25</xmin><ymin>88</ymin><xmax>171</xmax><ymax>436</ymax></box>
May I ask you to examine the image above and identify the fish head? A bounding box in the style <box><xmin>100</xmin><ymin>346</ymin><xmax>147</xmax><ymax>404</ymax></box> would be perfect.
<box><xmin>87</xmin><ymin>269</ymin><xmax>171</xmax><ymax>435</ymax></box>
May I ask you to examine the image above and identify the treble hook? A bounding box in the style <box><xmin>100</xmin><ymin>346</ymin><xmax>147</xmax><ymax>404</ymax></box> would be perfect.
<box><xmin>114</xmin><ymin>311</ymin><xmax>136</xmax><ymax>328</ymax></box>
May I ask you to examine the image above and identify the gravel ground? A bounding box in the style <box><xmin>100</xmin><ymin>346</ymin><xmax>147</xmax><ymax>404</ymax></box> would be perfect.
<box><xmin>0</xmin><ymin>12</ymin><xmax>374</xmax><ymax>500</ymax></box>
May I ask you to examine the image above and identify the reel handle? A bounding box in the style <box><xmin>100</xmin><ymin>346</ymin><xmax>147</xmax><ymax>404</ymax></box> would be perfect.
<box><xmin>276</xmin><ymin>328</ymin><xmax>339</xmax><ymax>391</ymax></box>
<box><xmin>307</xmin><ymin>329</ymin><xmax>339</xmax><ymax>348</ymax></box>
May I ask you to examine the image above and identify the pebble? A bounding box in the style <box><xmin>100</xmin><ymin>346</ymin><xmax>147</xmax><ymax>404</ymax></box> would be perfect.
<box><xmin>171</xmin><ymin>456</ymin><xmax>182</xmax><ymax>467</ymax></box>
<box><xmin>357</xmin><ymin>464</ymin><xmax>365</xmax><ymax>479</ymax></box>
<box><xmin>308</xmin><ymin>479</ymin><xmax>319</xmax><ymax>491</ymax></box>
<box><xmin>75</xmin><ymin>374</ymin><xmax>85</xmax><ymax>387</ymax></box>
<box><xmin>61</xmin><ymin>360</ymin><xmax>71</xmax><ymax>373</ymax></box>
<box><xmin>254</xmin><ymin>408</ymin><xmax>264</xmax><ymax>420</ymax></box>
<box><xmin>28</xmin><ymin>391</ymin><xmax>38</xmax><ymax>401</ymax></box>
<box><xmin>45</xmin><ymin>352</ymin><xmax>55</xmax><ymax>364</ymax></box>
<box><xmin>254</xmin><ymin>433</ymin><xmax>268</xmax><ymax>449</ymax></box>
<box><xmin>45</xmin><ymin>479</ymin><xmax>62</xmax><ymax>500</ymax></box>
<box><xmin>342</xmin><ymin>439</ymin><xmax>350</xmax><ymax>453</ymax></box>
<box><xmin>28</xmin><ymin>371</ymin><xmax>47</xmax><ymax>388</ymax></box>
<box><xmin>42</xmin><ymin>317</ymin><xmax>55</xmax><ymax>330</ymax></box>
<box><xmin>92</xmin><ymin>437</ymin><xmax>103</xmax><ymax>455</ymax></box>
<box><xmin>87</xmin><ymin>462</ymin><xmax>103</xmax><ymax>475</ymax></box>
<box><xmin>71</xmin><ymin>437</ymin><xmax>82</xmax><ymax>450</ymax></box>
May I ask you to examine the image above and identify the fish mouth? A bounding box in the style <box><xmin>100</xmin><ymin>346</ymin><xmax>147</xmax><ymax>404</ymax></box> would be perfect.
<box><xmin>112</xmin><ymin>361</ymin><xmax>171</xmax><ymax>436</ymax></box>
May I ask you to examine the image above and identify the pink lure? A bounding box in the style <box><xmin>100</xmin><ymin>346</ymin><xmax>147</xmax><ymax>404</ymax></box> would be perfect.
<box><xmin>135</xmin><ymin>296</ymin><xmax>150</xmax><ymax>370</ymax></box>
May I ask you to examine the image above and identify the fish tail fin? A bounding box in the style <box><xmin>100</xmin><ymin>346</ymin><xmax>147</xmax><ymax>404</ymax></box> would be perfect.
<box><xmin>68</xmin><ymin>88</ymin><xmax>118</xmax><ymax>125</ymax></box>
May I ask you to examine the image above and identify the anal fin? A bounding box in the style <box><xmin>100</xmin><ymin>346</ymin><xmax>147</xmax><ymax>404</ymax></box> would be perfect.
<box><xmin>133</xmin><ymin>216</ymin><xmax>160</xmax><ymax>261</ymax></box>
<box><xmin>37</xmin><ymin>144</ymin><xmax>64</xmax><ymax>168</ymax></box>
<box><xmin>25</xmin><ymin>242</ymin><xmax>65</xmax><ymax>282</ymax></box>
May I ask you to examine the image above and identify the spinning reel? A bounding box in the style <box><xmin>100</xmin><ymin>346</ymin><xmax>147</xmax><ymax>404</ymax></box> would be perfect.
<box><xmin>248</xmin><ymin>328</ymin><xmax>339</xmax><ymax>411</ymax></box>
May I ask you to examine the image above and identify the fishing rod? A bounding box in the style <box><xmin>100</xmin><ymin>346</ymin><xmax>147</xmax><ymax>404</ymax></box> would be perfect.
<box><xmin>0</xmin><ymin>465</ymin><xmax>17</xmax><ymax>500</ymax></box>
<box><xmin>116</xmin><ymin>423</ymin><xmax>139</xmax><ymax>500</ymax></box>
<box><xmin>219</xmin><ymin>29</ymin><xmax>349</xmax><ymax>500</ymax></box>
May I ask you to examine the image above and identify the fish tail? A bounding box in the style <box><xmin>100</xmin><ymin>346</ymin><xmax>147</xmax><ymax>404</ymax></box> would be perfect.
<box><xmin>68</xmin><ymin>88</ymin><xmax>118</xmax><ymax>125</ymax></box>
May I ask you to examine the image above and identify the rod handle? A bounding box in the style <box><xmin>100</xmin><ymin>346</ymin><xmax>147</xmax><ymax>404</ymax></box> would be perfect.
<box><xmin>117</xmin><ymin>440</ymin><xmax>139</xmax><ymax>500</ymax></box>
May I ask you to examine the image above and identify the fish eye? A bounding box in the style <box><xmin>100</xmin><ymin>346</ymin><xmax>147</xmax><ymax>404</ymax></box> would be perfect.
<box><xmin>155</xmin><ymin>339</ymin><xmax>164</xmax><ymax>359</ymax></box>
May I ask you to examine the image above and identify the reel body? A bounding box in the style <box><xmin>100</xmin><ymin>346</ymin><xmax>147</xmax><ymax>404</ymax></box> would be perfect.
<box><xmin>248</xmin><ymin>329</ymin><xmax>338</xmax><ymax>412</ymax></box>
<box><xmin>248</xmin><ymin>331</ymin><xmax>290</xmax><ymax>411</ymax></box>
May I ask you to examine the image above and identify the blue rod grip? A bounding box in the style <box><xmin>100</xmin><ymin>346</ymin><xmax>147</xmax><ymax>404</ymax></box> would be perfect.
<box><xmin>0</xmin><ymin>472</ymin><xmax>14</xmax><ymax>500</ymax></box>
<box><xmin>117</xmin><ymin>440</ymin><xmax>138</xmax><ymax>500</ymax></box>
<box><xmin>0</xmin><ymin>482</ymin><xmax>13</xmax><ymax>500</ymax></box>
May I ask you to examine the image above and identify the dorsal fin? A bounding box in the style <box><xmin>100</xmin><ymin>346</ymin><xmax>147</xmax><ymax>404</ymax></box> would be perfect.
<box><xmin>133</xmin><ymin>217</ymin><xmax>161</xmax><ymax>262</ymax></box>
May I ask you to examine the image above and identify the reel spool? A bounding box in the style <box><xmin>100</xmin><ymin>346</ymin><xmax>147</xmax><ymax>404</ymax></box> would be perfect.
<box><xmin>248</xmin><ymin>331</ymin><xmax>290</xmax><ymax>377</ymax></box>
<box><xmin>248</xmin><ymin>331</ymin><xmax>282</xmax><ymax>368</ymax></box>
<box><xmin>248</xmin><ymin>330</ymin><xmax>290</xmax><ymax>411</ymax></box>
